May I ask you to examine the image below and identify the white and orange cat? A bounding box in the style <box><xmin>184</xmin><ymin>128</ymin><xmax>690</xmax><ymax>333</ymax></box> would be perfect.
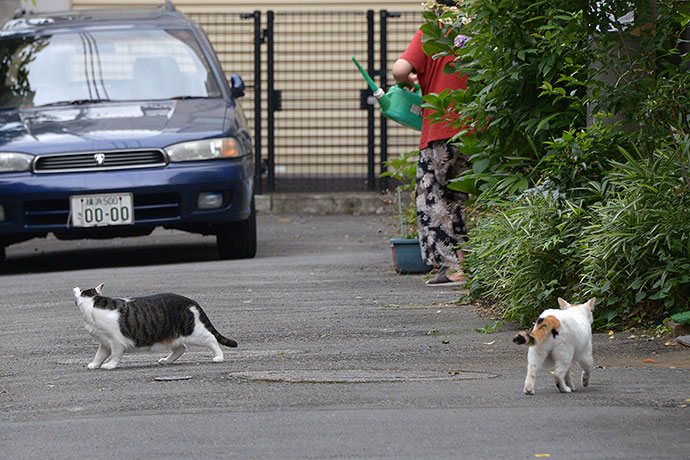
<box><xmin>513</xmin><ymin>297</ymin><xmax>595</xmax><ymax>395</ymax></box>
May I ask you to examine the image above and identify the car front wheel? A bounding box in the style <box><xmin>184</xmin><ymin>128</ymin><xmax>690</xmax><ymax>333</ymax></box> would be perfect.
<box><xmin>216</xmin><ymin>200</ymin><xmax>257</xmax><ymax>260</ymax></box>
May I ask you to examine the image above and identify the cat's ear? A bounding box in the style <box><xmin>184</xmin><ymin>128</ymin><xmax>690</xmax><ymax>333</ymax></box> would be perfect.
<box><xmin>585</xmin><ymin>297</ymin><xmax>596</xmax><ymax>311</ymax></box>
<box><xmin>95</xmin><ymin>283</ymin><xmax>104</xmax><ymax>295</ymax></box>
<box><xmin>557</xmin><ymin>297</ymin><xmax>570</xmax><ymax>310</ymax></box>
<box><xmin>73</xmin><ymin>287</ymin><xmax>81</xmax><ymax>297</ymax></box>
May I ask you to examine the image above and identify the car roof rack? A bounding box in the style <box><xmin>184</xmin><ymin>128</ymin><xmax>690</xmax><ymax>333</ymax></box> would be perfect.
<box><xmin>13</xmin><ymin>8</ymin><xmax>29</xmax><ymax>19</ymax></box>
<box><xmin>1</xmin><ymin>2</ymin><xmax>187</xmax><ymax>33</ymax></box>
<box><xmin>10</xmin><ymin>1</ymin><xmax>176</xmax><ymax>21</ymax></box>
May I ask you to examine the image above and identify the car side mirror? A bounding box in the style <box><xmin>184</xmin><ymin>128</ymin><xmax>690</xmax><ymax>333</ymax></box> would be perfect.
<box><xmin>230</xmin><ymin>73</ymin><xmax>245</xmax><ymax>98</ymax></box>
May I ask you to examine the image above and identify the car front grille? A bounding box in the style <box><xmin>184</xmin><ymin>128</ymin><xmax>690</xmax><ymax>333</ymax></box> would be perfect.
<box><xmin>23</xmin><ymin>193</ymin><xmax>181</xmax><ymax>228</ymax></box>
<box><xmin>33</xmin><ymin>149</ymin><xmax>167</xmax><ymax>173</ymax></box>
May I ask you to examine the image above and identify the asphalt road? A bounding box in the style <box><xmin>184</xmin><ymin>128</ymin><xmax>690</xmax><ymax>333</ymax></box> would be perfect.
<box><xmin>1</xmin><ymin>213</ymin><xmax>689</xmax><ymax>459</ymax></box>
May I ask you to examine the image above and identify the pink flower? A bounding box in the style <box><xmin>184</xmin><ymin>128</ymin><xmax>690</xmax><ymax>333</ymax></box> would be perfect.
<box><xmin>454</xmin><ymin>34</ymin><xmax>471</xmax><ymax>48</ymax></box>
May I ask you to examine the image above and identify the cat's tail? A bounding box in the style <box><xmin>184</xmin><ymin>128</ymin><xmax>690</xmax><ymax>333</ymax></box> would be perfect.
<box><xmin>196</xmin><ymin>306</ymin><xmax>238</xmax><ymax>348</ymax></box>
<box><xmin>513</xmin><ymin>315</ymin><xmax>561</xmax><ymax>346</ymax></box>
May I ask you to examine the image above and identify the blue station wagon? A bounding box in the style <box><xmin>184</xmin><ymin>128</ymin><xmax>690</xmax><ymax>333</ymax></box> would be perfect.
<box><xmin>0</xmin><ymin>2</ymin><xmax>256</xmax><ymax>262</ymax></box>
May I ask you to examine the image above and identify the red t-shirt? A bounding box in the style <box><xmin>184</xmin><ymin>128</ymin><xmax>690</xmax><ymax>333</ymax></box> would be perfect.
<box><xmin>400</xmin><ymin>30</ymin><xmax>467</xmax><ymax>149</ymax></box>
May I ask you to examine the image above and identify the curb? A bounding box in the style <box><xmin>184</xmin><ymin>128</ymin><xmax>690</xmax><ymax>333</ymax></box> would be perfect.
<box><xmin>255</xmin><ymin>192</ymin><xmax>389</xmax><ymax>215</ymax></box>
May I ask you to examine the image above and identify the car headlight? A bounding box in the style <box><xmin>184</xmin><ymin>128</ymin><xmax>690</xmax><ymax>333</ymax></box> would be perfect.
<box><xmin>165</xmin><ymin>138</ymin><xmax>244</xmax><ymax>162</ymax></box>
<box><xmin>0</xmin><ymin>152</ymin><xmax>33</xmax><ymax>172</ymax></box>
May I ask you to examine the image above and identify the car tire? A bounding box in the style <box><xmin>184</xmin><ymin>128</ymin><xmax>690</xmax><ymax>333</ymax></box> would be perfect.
<box><xmin>216</xmin><ymin>199</ymin><xmax>257</xmax><ymax>260</ymax></box>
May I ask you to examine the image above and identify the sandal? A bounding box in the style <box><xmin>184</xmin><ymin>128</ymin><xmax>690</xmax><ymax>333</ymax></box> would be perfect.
<box><xmin>425</xmin><ymin>267</ymin><xmax>467</xmax><ymax>286</ymax></box>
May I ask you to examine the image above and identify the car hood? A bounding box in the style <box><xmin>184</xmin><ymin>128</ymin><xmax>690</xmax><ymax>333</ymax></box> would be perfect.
<box><xmin>0</xmin><ymin>99</ymin><xmax>232</xmax><ymax>155</ymax></box>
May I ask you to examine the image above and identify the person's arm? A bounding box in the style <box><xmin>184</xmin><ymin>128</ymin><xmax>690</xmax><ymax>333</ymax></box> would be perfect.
<box><xmin>392</xmin><ymin>58</ymin><xmax>417</xmax><ymax>86</ymax></box>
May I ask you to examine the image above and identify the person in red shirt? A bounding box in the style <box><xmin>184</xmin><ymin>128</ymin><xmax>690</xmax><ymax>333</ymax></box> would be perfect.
<box><xmin>393</xmin><ymin>6</ymin><xmax>470</xmax><ymax>285</ymax></box>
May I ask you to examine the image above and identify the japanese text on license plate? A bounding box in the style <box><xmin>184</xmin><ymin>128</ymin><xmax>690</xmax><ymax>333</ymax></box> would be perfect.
<box><xmin>70</xmin><ymin>193</ymin><xmax>134</xmax><ymax>227</ymax></box>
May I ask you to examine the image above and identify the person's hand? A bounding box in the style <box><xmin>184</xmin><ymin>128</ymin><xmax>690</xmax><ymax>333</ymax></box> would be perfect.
<box><xmin>405</xmin><ymin>73</ymin><xmax>418</xmax><ymax>85</ymax></box>
<box><xmin>397</xmin><ymin>73</ymin><xmax>418</xmax><ymax>91</ymax></box>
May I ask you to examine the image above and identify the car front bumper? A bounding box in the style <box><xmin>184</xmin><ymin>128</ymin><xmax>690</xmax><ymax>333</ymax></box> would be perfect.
<box><xmin>0</xmin><ymin>158</ymin><xmax>254</xmax><ymax>245</ymax></box>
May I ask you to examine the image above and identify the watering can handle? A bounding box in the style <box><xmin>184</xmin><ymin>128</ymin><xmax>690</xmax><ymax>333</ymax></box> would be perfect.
<box><xmin>397</xmin><ymin>81</ymin><xmax>422</xmax><ymax>95</ymax></box>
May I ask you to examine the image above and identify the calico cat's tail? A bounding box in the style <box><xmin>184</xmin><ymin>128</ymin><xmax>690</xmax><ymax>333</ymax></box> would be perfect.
<box><xmin>513</xmin><ymin>315</ymin><xmax>561</xmax><ymax>346</ymax></box>
<box><xmin>195</xmin><ymin>306</ymin><xmax>238</xmax><ymax>348</ymax></box>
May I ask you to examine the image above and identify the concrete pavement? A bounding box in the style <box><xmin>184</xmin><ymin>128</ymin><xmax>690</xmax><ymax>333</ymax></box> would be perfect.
<box><xmin>0</xmin><ymin>210</ymin><xmax>688</xmax><ymax>459</ymax></box>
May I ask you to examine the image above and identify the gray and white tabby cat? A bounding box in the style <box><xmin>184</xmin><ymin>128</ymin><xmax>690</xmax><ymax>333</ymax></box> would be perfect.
<box><xmin>73</xmin><ymin>283</ymin><xmax>238</xmax><ymax>370</ymax></box>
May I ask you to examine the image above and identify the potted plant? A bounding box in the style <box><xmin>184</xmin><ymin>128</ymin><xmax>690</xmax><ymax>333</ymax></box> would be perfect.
<box><xmin>382</xmin><ymin>150</ymin><xmax>432</xmax><ymax>274</ymax></box>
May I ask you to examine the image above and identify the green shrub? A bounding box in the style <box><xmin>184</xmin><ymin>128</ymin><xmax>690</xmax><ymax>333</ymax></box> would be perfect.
<box><xmin>421</xmin><ymin>0</ymin><xmax>593</xmax><ymax>198</ymax></box>
<box><xmin>464</xmin><ymin>191</ymin><xmax>587</xmax><ymax>326</ymax></box>
<box><xmin>581</xmin><ymin>138</ymin><xmax>690</xmax><ymax>328</ymax></box>
<box><xmin>415</xmin><ymin>1</ymin><xmax>690</xmax><ymax>329</ymax></box>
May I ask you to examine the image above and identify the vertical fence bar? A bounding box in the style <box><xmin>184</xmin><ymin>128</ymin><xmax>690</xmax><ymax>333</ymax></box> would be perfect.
<box><xmin>379</xmin><ymin>10</ymin><xmax>390</xmax><ymax>191</ymax></box>
<box><xmin>366</xmin><ymin>10</ymin><xmax>375</xmax><ymax>191</ymax></box>
<box><xmin>247</xmin><ymin>11</ymin><xmax>263</xmax><ymax>195</ymax></box>
<box><xmin>266</xmin><ymin>10</ymin><xmax>276</xmax><ymax>193</ymax></box>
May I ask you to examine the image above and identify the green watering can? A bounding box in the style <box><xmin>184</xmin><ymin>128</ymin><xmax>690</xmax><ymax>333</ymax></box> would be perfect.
<box><xmin>352</xmin><ymin>56</ymin><xmax>423</xmax><ymax>131</ymax></box>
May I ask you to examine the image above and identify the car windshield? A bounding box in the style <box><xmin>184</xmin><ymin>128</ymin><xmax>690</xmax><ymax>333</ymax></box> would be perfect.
<box><xmin>0</xmin><ymin>28</ymin><xmax>222</xmax><ymax>109</ymax></box>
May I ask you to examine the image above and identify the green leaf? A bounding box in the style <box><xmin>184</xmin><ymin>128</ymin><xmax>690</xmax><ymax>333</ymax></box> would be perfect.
<box><xmin>535</xmin><ymin>113</ymin><xmax>561</xmax><ymax>132</ymax></box>
<box><xmin>422</xmin><ymin>41</ymin><xmax>450</xmax><ymax>58</ymax></box>
<box><xmin>601</xmin><ymin>281</ymin><xmax>611</xmax><ymax>293</ymax></box>
<box><xmin>473</xmin><ymin>158</ymin><xmax>490</xmax><ymax>174</ymax></box>
<box><xmin>420</xmin><ymin>22</ymin><xmax>442</xmax><ymax>38</ymax></box>
<box><xmin>449</xmin><ymin>176</ymin><xmax>478</xmax><ymax>195</ymax></box>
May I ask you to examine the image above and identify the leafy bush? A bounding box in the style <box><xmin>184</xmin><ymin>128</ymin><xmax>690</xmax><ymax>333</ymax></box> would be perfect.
<box><xmin>581</xmin><ymin>138</ymin><xmax>690</xmax><ymax>328</ymax></box>
<box><xmin>416</xmin><ymin>0</ymin><xmax>690</xmax><ymax>329</ymax></box>
<box><xmin>464</xmin><ymin>191</ymin><xmax>587</xmax><ymax>326</ymax></box>
<box><xmin>421</xmin><ymin>0</ymin><xmax>592</xmax><ymax>198</ymax></box>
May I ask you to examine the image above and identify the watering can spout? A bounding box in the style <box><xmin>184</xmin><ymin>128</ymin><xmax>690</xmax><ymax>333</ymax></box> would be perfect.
<box><xmin>351</xmin><ymin>56</ymin><xmax>379</xmax><ymax>94</ymax></box>
<box><xmin>351</xmin><ymin>56</ymin><xmax>387</xmax><ymax>109</ymax></box>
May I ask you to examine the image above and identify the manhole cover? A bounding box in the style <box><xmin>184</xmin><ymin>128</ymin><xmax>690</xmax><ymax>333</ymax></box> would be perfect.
<box><xmin>227</xmin><ymin>369</ymin><xmax>497</xmax><ymax>383</ymax></box>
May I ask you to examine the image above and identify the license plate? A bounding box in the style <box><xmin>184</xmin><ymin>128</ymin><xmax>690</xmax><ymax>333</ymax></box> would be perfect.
<box><xmin>70</xmin><ymin>193</ymin><xmax>134</xmax><ymax>227</ymax></box>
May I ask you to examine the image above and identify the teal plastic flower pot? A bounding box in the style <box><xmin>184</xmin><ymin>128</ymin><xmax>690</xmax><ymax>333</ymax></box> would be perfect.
<box><xmin>390</xmin><ymin>238</ymin><xmax>431</xmax><ymax>274</ymax></box>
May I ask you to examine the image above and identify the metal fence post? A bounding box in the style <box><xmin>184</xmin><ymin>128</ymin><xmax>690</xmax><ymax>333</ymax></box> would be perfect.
<box><xmin>240</xmin><ymin>11</ymin><xmax>263</xmax><ymax>195</ymax></box>
<box><xmin>266</xmin><ymin>10</ymin><xmax>276</xmax><ymax>193</ymax></box>
<box><xmin>379</xmin><ymin>10</ymin><xmax>389</xmax><ymax>191</ymax></box>
<box><xmin>366</xmin><ymin>10</ymin><xmax>375</xmax><ymax>191</ymax></box>
<box><xmin>380</xmin><ymin>10</ymin><xmax>401</xmax><ymax>191</ymax></box>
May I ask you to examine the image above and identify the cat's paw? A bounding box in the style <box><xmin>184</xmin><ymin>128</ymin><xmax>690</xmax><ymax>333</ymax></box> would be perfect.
<box><xmin>87</xmin><ymin>362</ymin><xmax>101</xmax><ymax>370</ymax></box>
<box><xmin>101</xmin><ymin>361</ymin><xmax>119</xmax><ymax>370</ymax></box>
<box><xmin>582</xmin><ymin>373</ymin><xmax>590</xmax><ymax>387</ymax></box>
<box><xmin>556</xmin><ymin>382</ymin><xmax>572</xmax><ymax>393</ymax></box>
<box><xmin>523</xmin><ymin>387</ymin><xmax>534</xmax><ymax>395</ymax></box>
<box><xmin>212</xmin><ymin>356</ymin><xmax>224</xmax><ymax>363</ymax></box>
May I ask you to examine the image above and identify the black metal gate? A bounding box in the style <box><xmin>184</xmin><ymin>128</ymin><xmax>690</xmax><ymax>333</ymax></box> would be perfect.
<box><xmin>191</xmin><ymin>10</ymin><xmax>421</xmax><ymax>194</ymax></box>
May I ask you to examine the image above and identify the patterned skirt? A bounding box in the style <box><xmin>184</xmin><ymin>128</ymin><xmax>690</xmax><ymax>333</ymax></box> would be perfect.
<box><xmin>415</xmin><ymin>139</ymin><xmax>470</xmax><ymax>268</ymax></box>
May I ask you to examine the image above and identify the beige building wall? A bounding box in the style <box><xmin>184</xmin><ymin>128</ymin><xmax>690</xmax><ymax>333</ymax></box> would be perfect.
<box><xmin>71</xmin><ymin>1</ymin><xmax>423</xmax><ymax>13</ymax></box>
